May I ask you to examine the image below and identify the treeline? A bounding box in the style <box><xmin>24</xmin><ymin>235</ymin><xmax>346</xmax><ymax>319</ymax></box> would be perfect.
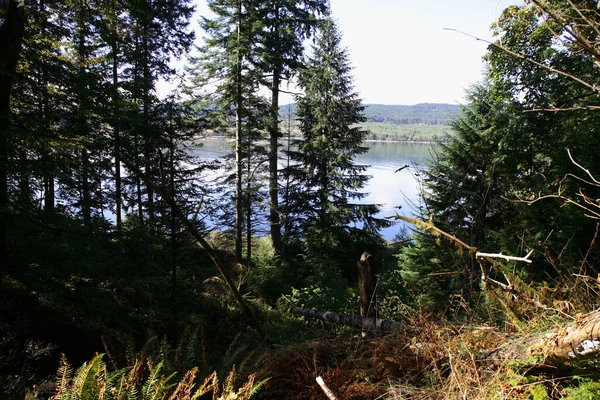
<box><xmin>364</xmin><ymin>103</ymin><xmax>459</xmax><ymax>125</ymax></box>
<box><xmin>280</xmin><ymin>103</ymin><xmax>457</xmax><ymax>141</ymax></box>
<box><xmin>280</xmin><ymin>102</ymin><xmax>459</xmax><ymax>125</ymax></box>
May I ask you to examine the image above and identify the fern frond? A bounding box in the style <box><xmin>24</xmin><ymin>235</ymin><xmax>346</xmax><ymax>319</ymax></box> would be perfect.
<box><xmin>190</xmin><ymin>371</ymin><xmax>218</xmax><ymax>400</ymax></box>
<box><xmin>141</xmin><ymin>360</ymin><xmax>163</xmax><ymax>397</ymax></box>
<box><xmin>167</xmin><ymin>367</ymin><xmax>198</xmax><ymax>400</ymax></box>
<box><xmin>221</xmin><ymin>367</ymin><xmax>236</xmax><ymax>399</ymax></box>
<box><xmin>113</xmin><ymin>370</ymin><xmax>138</xmax><ymax>400</ymax></box>
<box><xmin>54</xmin><ymin>353</ymin><xmax>73</xmax><ymax>399</ymax></box>
<box><xmin>142</xmin><ymin>361</ymin><xmax>178</xmax><ymax>400</ymax></box>
<box><xmin>246</xmin><ymin>376</ymin><xmax>270</xmax><ymax>399</ymax></box>
<box><xmin>97</xmin><ymin>361</ymin><xmax>108</xmax><ymax>400</ymax></box>
<box><xmin>73</xmin><ymin>353</ymin><xmax>104</xmax><ymax>400</ymax></box>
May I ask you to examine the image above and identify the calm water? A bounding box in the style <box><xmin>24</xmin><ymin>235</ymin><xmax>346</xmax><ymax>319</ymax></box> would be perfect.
<box><xmin>190</xmin><ymin>139</ymin><xmax>434</xmax><ymax>241</ymax></box>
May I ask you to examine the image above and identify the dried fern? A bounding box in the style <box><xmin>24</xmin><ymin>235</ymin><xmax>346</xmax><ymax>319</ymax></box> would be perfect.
<box><xmin>167</xmin><ymin>367</ymin><xmax>198</xmax><ymax>400</ymax></box>
<box><xmin>53</xmin><ymin>354</ymin><xmax>73</xmax><ymax>400</ymax></box>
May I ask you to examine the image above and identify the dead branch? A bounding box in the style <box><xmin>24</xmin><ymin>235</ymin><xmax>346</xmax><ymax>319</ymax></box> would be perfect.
<box><xmin>391</xmin><ymin>214</ymin><xmax>572</xmax><ymax>318</ymax></box>
<box><xmin>475</xmin><ymin>249</ymin><xmax>534</xmax><ymax>264</ymax></box>
<box><xmin>444</xmin><ymin>27</ymin><xmax>600</xmax><ymax>95</ymax></box>
<box><xmin>427</xmin><ymin>271</ymin><xmax>468</xmax><ymax>277</ymax></box>
<box><xmin>568</xmin><ymin>148</ymin><xmax>600</xmax><ymax>186</ymax></box>
<box><xmin>316</xmin><ymin>376</ymin><xmax>338</xmax><ymax>400</ymax></box>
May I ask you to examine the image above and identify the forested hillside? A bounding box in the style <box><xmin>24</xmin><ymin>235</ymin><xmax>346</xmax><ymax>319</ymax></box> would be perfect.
<box><xmin>281</xmin><ymin>102</ymin><xmax>459</xmax><ymax>125</ymax></box>
<box><xmin>280</xmin><ymin>102</ymin><xmax>459</xmax><ymax>141</ymax></box>
<box><xmin>2</xmin><ymin>1</ymin><xmax>600</xmax><ymax>399</ymax></box>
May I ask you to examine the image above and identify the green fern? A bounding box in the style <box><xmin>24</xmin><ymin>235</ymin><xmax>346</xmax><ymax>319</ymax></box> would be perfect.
<box><xmin>141</xmin><ymin>361</ymin><xmax>176</xmax><ymax>400</ymax></box>
<box><xmin>72</xmin><ymin>353</ymin><xmax>105</xmax><ymax>400</ymax></box>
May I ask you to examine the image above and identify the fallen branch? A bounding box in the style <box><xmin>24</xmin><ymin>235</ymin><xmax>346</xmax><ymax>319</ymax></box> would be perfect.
<box><xmin>483</xmin><ymin>309</ymin><xmax>600</xmax><ymax>367</ymax></box>
<box><xmin>316</xmin><ymin>376</ymin><xmax>338</xmax><ymax>400</ymax></box>
<box><xmin>293</xmin><ymin>307</ymin><xmax>404</xmax><ymax>333</ymax></box>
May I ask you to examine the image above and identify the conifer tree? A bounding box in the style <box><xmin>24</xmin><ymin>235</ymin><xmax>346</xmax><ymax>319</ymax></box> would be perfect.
<box><xmin>188</xmin><ymin>0</ymin><xmax>267</xmax><ymax>261</ymax></box>
<box><xmin>283</xmin><ymin>17</ymin><xmax>389</xmax><ymax>264</ymax></box>
<box><xmin>256</xmin><ymin>0</ymin><xmax>327</xmax><ymax>253</ymax></box>
<box><xmin>122</xmin><ymin>0</ymin><xmax>194</xmax><ymax>230</ymax></box>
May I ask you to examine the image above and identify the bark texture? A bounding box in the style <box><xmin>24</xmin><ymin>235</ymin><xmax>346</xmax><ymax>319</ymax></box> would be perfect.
<box><xmin>483</xmin><ymin>310</ymin><xmax>600</xmax><ymax>367</ymax></box>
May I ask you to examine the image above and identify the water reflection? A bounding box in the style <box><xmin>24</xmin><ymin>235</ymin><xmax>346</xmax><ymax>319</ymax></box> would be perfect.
<box><xmin>191</xmin><ymin>139</ymin><xmax>434</xmax><ymax>241</ymax></box>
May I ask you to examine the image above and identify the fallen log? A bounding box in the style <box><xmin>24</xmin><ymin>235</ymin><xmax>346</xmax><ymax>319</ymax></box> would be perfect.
<box><xmin>292</xmin><ymin>307</ymin><xmax>404</xmax><ymax>333</ymax></box>
<box><xmin>482</xmin><ymin>310</ymin><xmax>600</xmax><ymax>367</ymax></box>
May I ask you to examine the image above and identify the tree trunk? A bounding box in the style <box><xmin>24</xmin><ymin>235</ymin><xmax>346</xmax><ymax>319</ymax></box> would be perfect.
<box><xmin>234</xmin><ymin>2</ymin><xmax>244</xmax><ymax>262</ymax></box>
<box><xmin>246</xmin><ymin>134</ymin><xmax>252</xmax><ymax>266</ymax></box>
<box><xmin>0</xmin><ymin>0</ymin><xmax>25</xmax><ymax>288</ymax></box>
<box><xmin>142</xmin><ymin>23</ymin><xmax>154</xmax><ymax>231</ymax></box>
<box><xmin>81</xmin><ymin>148</ymin><xmax>92</xmax><ymax>226</ymax></box>
<box><xmin>292</xmin><ymin>307</ymin><xmax>404</xmax><ymax>334</ymax></box>
<box><xmin>268</xmin><ymin>68</ymin><xmax>282</xmax><ymax>253</ymax></box>
<box><xmin>483</xmin><ymin>310</ymin><xmax>600</xmax><ymax>367</ymax></box>
<box><xmin>168</xmin><ymin>119</ymin><xmax>178</xmax><ymax>341</ymax></box>
<box><xmin>112</xmin><ymin>39</ymin><xmax>122</xmax><ymax>234</ymax></box>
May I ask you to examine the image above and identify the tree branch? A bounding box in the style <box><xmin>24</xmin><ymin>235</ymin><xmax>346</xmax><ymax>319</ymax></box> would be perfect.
<box><xmin>444</xmin><ymin>27</ymin><xmax>600</xmax><ymax>94</ymax></box>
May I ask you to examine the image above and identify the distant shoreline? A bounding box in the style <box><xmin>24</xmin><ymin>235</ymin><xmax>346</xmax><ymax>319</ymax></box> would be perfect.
<box><xmin>190</xmin><ymin>135</ymin><xmax>442</xmax><ymax>145</ymax></box>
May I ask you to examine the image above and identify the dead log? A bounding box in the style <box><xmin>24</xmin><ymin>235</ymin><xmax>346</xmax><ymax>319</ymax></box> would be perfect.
<box><xmin>292</xmin><ymin>307</ymin><xmax>404</xmax><ymax>333</ymax></box>
<box><xmin>483</xmin><ymin>310</ymin><xmax>600</xmax><ymax>367</ymax></box>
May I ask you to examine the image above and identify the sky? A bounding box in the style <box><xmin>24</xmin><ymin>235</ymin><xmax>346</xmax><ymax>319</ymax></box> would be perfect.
<box><xmin>179</xmin><ymin>0</ymin><xmax>520</xmax><ymax>106</ymax></box>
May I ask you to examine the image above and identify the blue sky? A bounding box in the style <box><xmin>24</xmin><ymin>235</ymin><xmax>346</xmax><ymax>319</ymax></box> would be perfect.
<box><xmin>175</xmin><ymin>0</ymin><xmax>520</xmax><ymax>105</ymax></box>
<box><xmin>327</xmin><ymin>0</ymin><xmax>520</xmax><ymax>105</ymax></box>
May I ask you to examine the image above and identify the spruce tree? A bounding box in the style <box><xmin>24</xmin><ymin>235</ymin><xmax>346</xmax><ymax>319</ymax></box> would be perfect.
<box><xmin>283</xmin><ymin>17</ymin><xmax>389</xmax><ymax>265</ymax></box>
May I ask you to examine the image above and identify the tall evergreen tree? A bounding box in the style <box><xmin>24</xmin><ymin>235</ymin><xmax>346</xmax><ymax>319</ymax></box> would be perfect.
<box><xmin>123</xmin><ymin>0</ymin><xmax>194</xmax><ymax>230</ymax></box>
<box><xmin>256</xmin><ymin>0</ymin><xmax>327</xmax><ymax>253</ymax></box>
<box><xmin>188</xmin><ymin>0</ymin><xmax>267</xmax><ymax>261</ymax></box>
<box><xmin>283</xmin><ymin>17</ymin><xmax>389</xmax><ymax>265</ymax></box>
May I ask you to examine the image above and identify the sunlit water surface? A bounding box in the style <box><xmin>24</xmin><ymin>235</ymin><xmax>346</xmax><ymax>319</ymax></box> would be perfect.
<box><xmin>190</xmin><ymin>139</ymin><xmax>434</xmax><ymax>241</ymax></box>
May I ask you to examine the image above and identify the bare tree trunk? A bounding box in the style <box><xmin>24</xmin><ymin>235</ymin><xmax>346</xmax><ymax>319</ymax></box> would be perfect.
<box><xmin>142</xmin><ymin>23</ymin><xmax>154</xmax><ymax>231</ymax></box>
<box><xmin>112</xmin><ymin>38</ymin><xmax>122</xmax><ymax>234</ymax></box>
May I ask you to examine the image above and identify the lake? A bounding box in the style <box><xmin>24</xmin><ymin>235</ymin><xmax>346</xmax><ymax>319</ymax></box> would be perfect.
<box><xmin>190</xmin><ymin>139</ymin><xmax>434</xmax><ymax>241</ymax></box>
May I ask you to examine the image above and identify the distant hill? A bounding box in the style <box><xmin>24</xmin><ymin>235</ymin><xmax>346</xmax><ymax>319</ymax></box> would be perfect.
<box><xmin>364</xmin><ymin>103</ymin><xmax>459</xmax><ymax>125</ymax></box>
<box><xmin>279</xmin><ymin>103</ymin><xmax>460</xmax><ymax>142</ymax></box>
<box><xmin>279</xmin><ymin>103</ymin><xmax>460</xmax><ymax>126</ymax></box>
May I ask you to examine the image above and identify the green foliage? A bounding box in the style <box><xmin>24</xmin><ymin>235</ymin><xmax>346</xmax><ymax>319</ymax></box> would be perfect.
<box><xmin>282</xmin><ymin>17</ymin><xmax>390</xmax><ymax>265</ymax></box>
<box><xmin>562</xmin><ymin>377</ymin><xmax>600</xmax><ymax>400</ymax></box>
<box><xmin>528</xmin><ymin>383</ymin><xmax>550</xmax><ymax>400</ymax></box>
<box><xmin>290</xmin><ymin>268</ymin><xmax>359</xmax><ymax>315</ymax></box>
